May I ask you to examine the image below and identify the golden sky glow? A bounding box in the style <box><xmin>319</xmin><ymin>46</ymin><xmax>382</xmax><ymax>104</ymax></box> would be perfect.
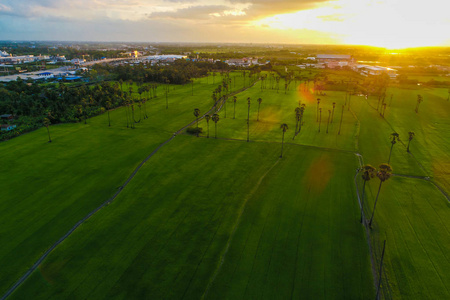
<box><xmin>0</xmin><ymin>0</ymin><xmax>449</xmax><ymax>47</ymax></box>
<box><xmin>254</xmin><ymin>0</ymin><xmax>450</xmax><ymax>48</ymax></box>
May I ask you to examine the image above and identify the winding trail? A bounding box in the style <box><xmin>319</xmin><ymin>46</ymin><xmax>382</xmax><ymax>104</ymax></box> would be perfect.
<box><xmin>1</xmin><ymin>79</ymin><xmax>259</xmax><ymax>300</ymax></box>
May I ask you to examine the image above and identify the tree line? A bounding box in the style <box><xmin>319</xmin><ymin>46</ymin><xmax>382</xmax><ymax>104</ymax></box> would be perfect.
<box><xmin>92</xmin><ymin>60</ymin><xmax>232</xmax><ymax>84</ymax></box>
<box><xmin>0</xmin><ymin>79</ymin><xmax>127</xmax><ymax>140</ymax></box>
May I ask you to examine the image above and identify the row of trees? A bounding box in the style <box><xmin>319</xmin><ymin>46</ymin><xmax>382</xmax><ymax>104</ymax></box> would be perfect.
<box><xmin>92</xmin><ymin>60</ymin><xmax>227</xmax><ymax>85</ymax></box>
<box><xmin>0</xmin><ymin>79</ymin><xmax>130</xmax><ymax>140</ymax></box>
<box><xmin>360</xmin><ymin>131</ymin><xmax>416</xmax><ymax>228</ymax></box>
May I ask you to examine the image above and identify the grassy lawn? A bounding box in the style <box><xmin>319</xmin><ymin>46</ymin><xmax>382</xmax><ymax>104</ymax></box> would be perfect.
<box><xmin>356</xmin><ymin>86</ymin><xmax>450</xmax><ymax>192</ymax></box>
<box><xmin>2</xmin><ymin>67</ymin><xmax>449</xmax><ymax>299</ymax></box>
<box><xmin>199</xmin><ymin>82</ymin><xmax>359</xmax><ymax>152</ymax></box>
<box><xmin>207</xmin><ymin>145</ymin><xmax>373</xmax><ymax>300</ymax></box>
<box><xmin>354</xmin><ymin>84</ymin><xmax>450</xmax><ymax>298</ymax></box>
<box><xmin>363</xmin><ymin>176</ymin><xmax>450</xmax><ymax>299</ymax></box>
<box><xmin>10</xmin><ymin>137</ymin><xmax>374</xmax><ymax>299</ymax></box>
<box><xmin>0</xmin><ymin>74</ymin><xmax>232</xmax><ymax>294</ymax></box>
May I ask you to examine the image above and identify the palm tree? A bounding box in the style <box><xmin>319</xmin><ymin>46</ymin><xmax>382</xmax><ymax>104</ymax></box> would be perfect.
<box><xmin>407</xmin><ymin>131</ymin><xmax>415</xmax><ymax>152</ymax></box>
<box><xmin>388</xmin><ymin>132</ymin><xmax>399</xmax><ymax>163</ymax></box>
<box><xmin>205</xmin><ymin>114</ymin><xmax>211</xmax><ymax>138</ymax></box>
<box><xmin>331</xmin><ymin>102</ymin><xmax>336</xmax><ymax>123</ymax></box>
<box><xmin>326</xmin><ymin>109</ymin><xmax>331</xmax><ymax>133</ymax></box>
<box><xmin>359</xmin><ymin>165</ymin><xmax>376</xmax><ymax>223</ymax></box>
<box><xmin>257</xmin><ymin>97</ymin><xmax>262</xmax><ymax>121</ymax></box>
<box><xmin>106</xmin><ymin>99</ymin><xmax>112</xmax><ymax>127</ymax></box>
<box><xmin>280</xmin><ymin>123</ymin><xmax>288</xmax><ymax>158</ymax></box>
<box><xmin>123</xmin><ymin>96</ymin><xmax>130</xmax><ymax>128</ymax></box>
<box><xmin>212</xmin><ymin>113</ymin><xmax>219</xmax><ymax>139</ymax></box>
<box><xmin>294</xmin><ymin>107</ymin><xmax>301</xmax><ymax>135</ymax></box>
<box><xmin>194</xmin><ymin>108</ymin><xmax>200</xmax><ymax>137</ymax></box>
<box><xmin>142</xmin><ymin>98</ymin><xmax>148</xmax><ymax>119</ymax></box>
<box><xmin>316</xmin><ymin>98</ymin><xmax>321</xmax><ymax>122</ymax></box>
<box><xmin>165</xmin><ymin>79</ymin><xmax>170</xmax><ymax>109</ymax></box>
<box><xmin>247</xmin><ymin>97</ymin><xmax>251</xmax><ymax>142</ymax></box>
<box><xmin>119</xmin><ymin>79</ymin><xmax>123</xmax><ymax>92</ymax></box>
<box><xmin>233</xmin><ymin>96</ymin><xmax>237</xmax><ymax>119</ymax></box>
<box><xmin>137</xmin><ymin>101</ymin><xmax>143</xmax><ymax>122</ymax></box>
<box><xmin>415</xmin><ymin>94</ymin><xmax>423</xmax><ymax>113</ymax></box>
<box><xmin>338</xmin><ymin>105</ymin><xmax>344</xmax><ymax>135</ymax></box>
<box><xmin>298</xmin><ymin>104</ymin><xmax>306</xmax><ymax>134</ymax></box>
<box><xmin>369</xmin><ymin>163</ymin><xmax>393</xmax><ymax>228</ymax></box>
<box><xmin>43</xmin><ymin>117</ymin><xmax>52</xmax><ymax>143</ymax></box>
<box><xmin>318</xmin><ymin>108</ymin><xmax>322</xmax><ymax>133</ymax></box>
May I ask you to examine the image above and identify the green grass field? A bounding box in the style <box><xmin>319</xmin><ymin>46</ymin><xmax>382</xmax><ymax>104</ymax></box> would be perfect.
<box><xmin>0</xmin><ymin>73</ymin><xmax>244</xmax><ymax>293</ymax></box>
<box><xmin>355</xmin><ymin>85</ymin><xmax>450</xmax><ymax>299</ymax></box>
<box><xmin>1</xmin><ymin>70</ymin><xmax>449</xmax><ymax>299</ymax></box>
<box><xmin>8</xmin><ymin>137</ymin><xmax>373</xmax><ymax>299</ymax></box>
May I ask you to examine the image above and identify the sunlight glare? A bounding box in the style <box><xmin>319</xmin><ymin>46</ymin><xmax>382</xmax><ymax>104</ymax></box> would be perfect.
<box><xmin>254</xmin><ymin>0</ymin><xmax>450</xmax><ymax>48</ymax></box>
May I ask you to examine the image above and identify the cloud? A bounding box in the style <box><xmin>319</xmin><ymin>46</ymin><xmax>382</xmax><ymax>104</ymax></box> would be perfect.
<box><xmin>229</xmin><ymin>0</ymin><xmax>329</xmax><ymax>19</ymax></box>
<box><xmin>149</xmin><ymin>5</ymin><xmax>230</xmax><ymax>20</ymax></box>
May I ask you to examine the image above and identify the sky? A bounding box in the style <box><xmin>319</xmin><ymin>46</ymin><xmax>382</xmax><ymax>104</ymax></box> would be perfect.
<box><xmin>0</xmin><ymin>0</ymin><xmax>449</xmax><ymax>48</ymax></box>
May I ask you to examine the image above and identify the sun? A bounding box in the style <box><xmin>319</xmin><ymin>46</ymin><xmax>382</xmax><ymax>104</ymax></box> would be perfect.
<box><xmin>254</xmin><ymin>0</ymin><xmax>450</xmax><ymax>48</ymax></box>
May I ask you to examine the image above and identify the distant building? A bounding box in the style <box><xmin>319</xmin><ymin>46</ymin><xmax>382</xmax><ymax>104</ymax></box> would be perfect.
<box><xmin>142</xmin><ymin>55</ymin><xmax>187</xmax><ymax>63</ymax></box>
<box><xmin>353</xmin><ymin>65</ymin><xmax>398</xmax><ymax>78</ymax></box>
<box><xmin>316</xmin><ymin>54</ymin><xmax>354</xmax><ymax>62</ymax></box>
<box><xmin>316</xmin><ymin>54</ymin><xmax>355</xmax><ymax>69</ymax></box>
<box><xmin>34</xmin><ymin>72</ymin><xmax>54</xmax><ymax>79</ymax></box>
<box><xmin>225</xmin><ymin>57</ymin><xmax>259</xmax><ymax>67</ymax></box>
<box><xmin>71</xmin><ymin>58</ymin><xmax>86</xmax><ymax>65</ymax></box>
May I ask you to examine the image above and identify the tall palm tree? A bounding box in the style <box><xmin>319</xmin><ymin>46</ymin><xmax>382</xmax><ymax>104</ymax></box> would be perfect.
<box><xmin>331</xmin><ymin>102</ymin><xmax>336</xmax><ymax>123</ymax></box>
<box><xmin>119</xmin><ymin>79</ymin><xmax>123</xmax><ymax>92</ymax></box>
<box><xmin>123</xmin><ymin>96</ymin><xmax>130</xmax><ymax>128</ymax></box>
<box><xmin>326</xmin><ymin>109</ymin><xmax>331</xmax><ymax>133</ymax></box>
<box><xmin>338</xmin><ymin>105</ymin><xmax>344</xmax><ymax>135</ymax></box>
<box><xmin>316</xmin><ymin>98</ymin><xmax>321</xmax><ymax>122</ymax></box>
<box><xmin>407</xmin><ymin>131</ymin><xmax>415</xmax><ymax>152</ymax></box>
<box><xmin>369</xmin><ymin>163</ymin><xmax>393</xmax><ymax>228</ymax></box>
<box><xmin>43</xmin><ymin>117</ymin><xmax>52</xmax><ymax>143</ymax></box>
<box><xmin>388</xmin><ymin>132</ymin><xmax>399</xmax><ymax>163</ymax></box>
<box><xmin>298</xmin><ymin>104</ymin><xmax>306</xmax><ymax>134</ymax></box>
<box><xmin>359</xmin><ymin>165</ymin><xmax>376</xmax><ymax>223</ymax></box>
<box><xmin>294</xmin><ymin>107</ymin><xmax>301</xmax><ymax>135</ymax></box>
<box><xmin>233</xmin><ymin>96</ymin><xmax>237</xmax><ymax>119</ymax></box>
<box><xmin>212</xmin><ymin>113</ymin><xmax>219</xmax><ymax>139</ymax></box>
<box><xmin>194</xmin><ymin>108</ymin><xmax>200</xmax><ymax>137</ymax></box>
<box><xmin>142</xmin><ymin>98</ymin><xmax>148</xmax><ymax>119</ymax></box>
<box><xmin>205</xmin><ymin>114</ymin><xmax>211</xmax><ymax>138</ymax></box>
<box><xmin>280</xmin><ymin>123</ymin><xmax>288</xmax><ymax>158</ymax></box>
<box><xmin>318</xmin><ymin>108</ymin><xmax>322</xmax><ymax>133</ymax></box>
<box><xmin>415</xmin><ymin>94</ymin><xmax>423</xmax><ymax>113</ymax></box>
<box><xmin>247</xmin><ymin>97</ymin><xmax>251</xmax><ymax>142</ymax></box>
<box><xmin>257</xmin><ymin>97</ymin><xmax>262</xmax><ymax>121</ymax></box>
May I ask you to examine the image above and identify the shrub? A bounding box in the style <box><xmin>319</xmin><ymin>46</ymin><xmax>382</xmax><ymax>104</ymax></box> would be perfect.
<box><xmin>186</xmin><ymin>127</ymin><xmax>203</xmax><ymax>135</ymax></box>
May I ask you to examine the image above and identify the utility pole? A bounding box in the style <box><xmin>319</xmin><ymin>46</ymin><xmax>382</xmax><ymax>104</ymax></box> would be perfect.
<box><xmin>376</xmin><ymin>240</ymin><xmax>387</xmax><ymax>300</ymax></box>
